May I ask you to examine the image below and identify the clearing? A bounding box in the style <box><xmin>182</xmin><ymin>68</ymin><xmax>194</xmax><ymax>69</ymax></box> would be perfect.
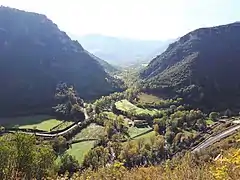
<box><xmin>73</xmin><ymin>123</ymin><xmax>105</xmax><ymax>140</ymax></box>
<box><xmin>0</xmin><ymin>114</ymin><xmax>73</xmax><ymax>131</ymax></box>
<box><xmin>133</xmin><ymin>131</ymin><xmax>155</xmax><ymax>141</ymax></box>
<box><xmin>67</xmin><ymin>141</ymin><xmax>95</xmax><ymax>163</ymax></box>
<box><xmin>128</xmin><ymin>126</ymin><xmax>152</xmax><ymax>138</ymax></box>
<box><xmin>19</xmin><ymin>119</ymin><xmax>73</xmax><ymax>132</ymax></box>
<box><xmin>115</xmin><ymin>99</ymin><xmax>159</xmax><ymax>116</ymax></box>
<box><xmin>138</xmin><ymin>93</ymin><xmax>161</xmax><ymax>104</ymax></box>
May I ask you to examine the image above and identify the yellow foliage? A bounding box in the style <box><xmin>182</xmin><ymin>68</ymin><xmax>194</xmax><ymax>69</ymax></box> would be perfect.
<box><xmin>210</xmin><ymin>149</ymin><xmax>240</xmax><ymax>180</ymax></box>
<box><xmin>57</xmin><ymin>148</ymin><xmax>240</xmax><ymax>180</ymax></box>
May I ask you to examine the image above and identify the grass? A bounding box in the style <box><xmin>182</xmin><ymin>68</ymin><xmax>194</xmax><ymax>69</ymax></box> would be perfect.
<box><xmin>0</xmin><ymin>115</ymin><xmax>74</xmax><ymax>131</ymax></box>
<box><xmin>51</xmin><ymin>121</ymin><xmax>74</xmax><ymax>131</ymax></box>
<box><xmin>133</xmin><ymin>131</ymin><xmax>155</xmax><ymax>141</ymax></box>
<box><xmin>67</xmin><ymin>141</ymin><xmax>95</xmax><ymax>163</ymax></box>
<box><xmin>128</xmin><ymin>126</ymin><xmax>152</xmax><ymax>138</ymax></box>
<box><xmin>115</xmin><ymin>99</ymin><xmax>159</xmax><ymax>116</ymax></box>
<box><xmin>138</xmin><ymin>93</ymin><xmax>161</xmax><ymax>104</ymax></box>
<box><xmin>206</xmin><ymin>119</ymin><xmax>215</xmax><ymax>125</ymax></box>
<box><xmin>102</xmin><ymin>111</ymin><xmax>118</xmax><ymax>120</ymax></box>
<box><xmin>19</xmin><ymin>119</ymin><xmax>68</xmax><ymax>131</ymax></box>
<box><xmin>73</xmin><ymin>123</ymin><xmax>105</xmax><ymax>140</ymax></box>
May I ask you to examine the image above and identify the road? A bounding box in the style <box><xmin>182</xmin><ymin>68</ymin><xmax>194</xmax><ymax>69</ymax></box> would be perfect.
<box><xmin>192</xmin><ymin>124</ymin><xmax>240</xmax><ymax>153</ymax></box>
<box><xmin>7</xmin><ymin>108</ymin><xmax>90</xmax><ymax>138</ymax></box>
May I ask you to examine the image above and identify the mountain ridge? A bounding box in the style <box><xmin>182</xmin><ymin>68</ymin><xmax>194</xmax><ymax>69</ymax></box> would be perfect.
<box><xmin>0</xmin><ymin>6</ymin><xmax>120</xmax><ymax>116</ymax></box>
<box><xmin>73</xmin><ymin>34</ymin><xmax>172</xmax><ymax>66</ymax></box>
<box><xmin>140</xmin><ymin>22</ymin><xmax>240</xmax><ymax>111</ymax></box>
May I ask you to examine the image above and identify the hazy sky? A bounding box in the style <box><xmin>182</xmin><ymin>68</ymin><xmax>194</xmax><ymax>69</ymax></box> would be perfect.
<box><xmin>0</xmin><ymin>0</ymin><xmax>239</xmax><ymax>40</ymax></box>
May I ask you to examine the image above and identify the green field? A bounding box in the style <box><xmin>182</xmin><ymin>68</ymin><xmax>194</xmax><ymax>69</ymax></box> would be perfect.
<box><xmin>128</xmin><ymin>126</ymin><xmax>152</xmax><ymax>138</ymax></box>
<box><xmin>67</xmin><ymin>141</ymin><xmax>95</xmax><ymax>163</ymax></box>
<box><xmin>206</xmin><ymin>119</ymin><xmax>215</xmax><ymax>125</ymax></box>
<box><xmin>73</xmin><ymin>123</ymin><xmax>105</xmax><ymax>140</ymax></box>
<box><xmin>0</xmin><ymin>114</ymin><xmax>73</xmax><ymax>131</ymax></box>
<box><xmin>115</xmin><ymin>99</ymin><xmax>159</xmax><ymax>116</ymax></box>
<box><xmin>101</xmin><ymin>111</ymin><xmax>118</xmax><ymax>120</ymax></box>
<box><xmin>50</xmin><ymin>121</ymin><xmax>74</xmax><ymax>131</ymax></box>
<box><xmin>121</xmin><ymin>131</ymin><xmax>155</xmax><ymax>145</ymax></box>
<box><xmin>138</xmin><ymin>93</ymin><xmax>161</xmax><ymax>104</ymax></box>
<box><xmin>133</xmin><ymin>131</ymin><xmax>155</xmax><ymax>141</ymax></box>
<box><xmin>19</xmin><ymin>119</ymin><xmax>72</xmax><ymax>131</ymax></box>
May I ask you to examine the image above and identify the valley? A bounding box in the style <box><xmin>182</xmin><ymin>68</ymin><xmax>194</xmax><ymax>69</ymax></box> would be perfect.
<box><xmin>0</xmin><ymin>6</ymin><xmax>239</xmax><ymax>180</ymax></box>
<box><xmin>1</xmin><ymin>90</ymin><xmax>239</xmax><ymax>168</ymax></box>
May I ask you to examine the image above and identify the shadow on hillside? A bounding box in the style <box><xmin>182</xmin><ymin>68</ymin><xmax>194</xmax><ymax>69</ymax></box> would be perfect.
<box><xmin>0</xmin><ymin>115</ymin><xmax>53</xmax><ymax>128</ymax></box>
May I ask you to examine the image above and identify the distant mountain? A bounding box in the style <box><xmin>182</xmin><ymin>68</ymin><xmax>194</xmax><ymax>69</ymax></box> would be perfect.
<box><xmin>72</xmin><ymin>34</ymin><xmax>172</xmax><ymax>67</ymax></box>
<box><xmin>85</xmin><ymin>50</ymin><xmax>119</xmax><ymax>74</ymax></box>
<box><xmin>0</xmin><ymin>7</ymin><xmax>121</xmax><ymax>116</ymax></box>
<box><xmin>141</xmin><ymin>22</ymin><xmax>240</xmax><ymax>111</ymax></box>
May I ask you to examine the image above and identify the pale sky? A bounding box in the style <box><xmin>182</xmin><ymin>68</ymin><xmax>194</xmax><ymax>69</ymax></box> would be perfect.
<box><xmin>0</xmin><ymin>0</ymin><xmax>239</xmax><ymax>40</ymax></box>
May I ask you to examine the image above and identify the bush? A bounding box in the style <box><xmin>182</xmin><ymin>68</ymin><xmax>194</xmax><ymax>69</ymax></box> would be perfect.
<box><xmin>58</xmin><ymin>154</ymin><xmax>79</xmax><ymax>174</ymax></box>
<box><xmin>209</xmin><ymin>112</ymin><xmax>219</xmax><ymax>121</ymax></box>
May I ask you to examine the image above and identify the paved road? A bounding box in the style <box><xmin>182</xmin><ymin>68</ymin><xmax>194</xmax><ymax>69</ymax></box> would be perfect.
<box><xmin>192</xmin><ymin>124</ymin><xmax>240</xmax><ymax>153</ymax></box>
<box><xmin>8</xmin><ymin>108</ymin><xmax>90</xmax><ymax>138</ymax></box>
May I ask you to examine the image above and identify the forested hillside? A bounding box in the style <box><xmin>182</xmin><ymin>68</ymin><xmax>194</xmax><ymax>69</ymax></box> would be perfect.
<box><xmin>0</xmin><ymin>7</ymin><xmax>120</xmax><ymax>116</ymax></box>
<box><xmin>141</xmin><ymin>22</ymin><xmax>240</xmax><ymax>111</ymax></box>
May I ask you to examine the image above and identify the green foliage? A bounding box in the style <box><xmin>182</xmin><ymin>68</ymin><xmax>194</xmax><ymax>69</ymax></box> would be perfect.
<box><xmin>115</xmin><ymin>99</ymin><xmax>160</xmax><ymax>117</ymax></box>
<box><xmin>53</xmin><ymin>83</ymin><xmax>84</xmax><ymax>121</ymax></box>
<box><xmin>94</xmin><ymin>92</ymin><xmax>126</xmax><ymax>113</ymax></box>
<box><xmin>58</xmin><ymin>154</ymin><xmax>79</xmax><ymax>174</ymax></box>
<box><xmin>94</xmin><ymin>88</ymin><xmax>139</xmax><ymax>114</ymax></box>
<box><xmin>140</xmin><ymin>22</ymin><xmax>240</xmax><ymax>111</ymax></box>
<box><xmin>165</xmin><ymin>128</ymin><xmax>175</xmax><ymax>144</ymax></box>
<box><xmin>83</xmin><ymin>134</ymin><xmax>166</xmax><ymax>170</ymax></box>
<box><xmin>0</xmin><ymin>133</ymin><xmax>55</xmax><ymax>179</ymax></box>
<box><xmin>83</xmin><ymin>146</ymin><xmax>110</xmax><ymax>170</ymax></box>
<box><xmin>52</xmin><ymin>136</ymin><xmax>68</xmax><ymax>155</ymax></box>
<box><xmin>66</xmin><ymin>141</ymin><xmax>95</xmax><ymax>164</ymax></box>
<box><xmin>102</xmin><ymin>115</ymin><xmax>129</xmax><ymax>141</ymax></box>
<box><xmin>209</xmin><ymin>112</ymin><xmax>220</xmax><ymax>121</ymax></box>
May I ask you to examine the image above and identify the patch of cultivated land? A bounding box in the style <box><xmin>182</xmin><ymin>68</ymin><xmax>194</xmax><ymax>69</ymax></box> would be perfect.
<box><xmin>133</xmin><ymin>131</ymin><xmax>155</xmax><ymax>141</ymax></box>
<box><xmin>50</xmin><ymin>121</ymin><xmax>74</xmax><ymax>131</ymax></box>
<box><xmin>122</xmin><ymin>131</ymin><xmax>155</xmax><ymax>145</ymax></box>
<box><xmin>67</xmin><ymin>141</ymin><xmax>95</xmax><ymax>163</ymax></box>
<box><xmin>73</xmin><ymin>123</ymin><xmax>105</xmax><ymax>140</ymax></box>
<box><xmin>115</xmin><ymin>99</ymin><xmax>159</xmax><ymax>116</ymax></box>
<box><xmin>0</xmin><ymin>115</ymin><xmax>73</xmax><ymax>131</ymax></box>
<box><xmin>128</xmin><ymin>126</ymin><xmax>152</xmax><ymax>138</ymax></box>
<box><xmin>19</xmin><ymin>119</ymin><xmax>73</xmax><ymax>132</ymax></box>
<box><xmin>138</xmin><ymin>93</ymin><xmax>161</xmax><ymax>104</ymax></box>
